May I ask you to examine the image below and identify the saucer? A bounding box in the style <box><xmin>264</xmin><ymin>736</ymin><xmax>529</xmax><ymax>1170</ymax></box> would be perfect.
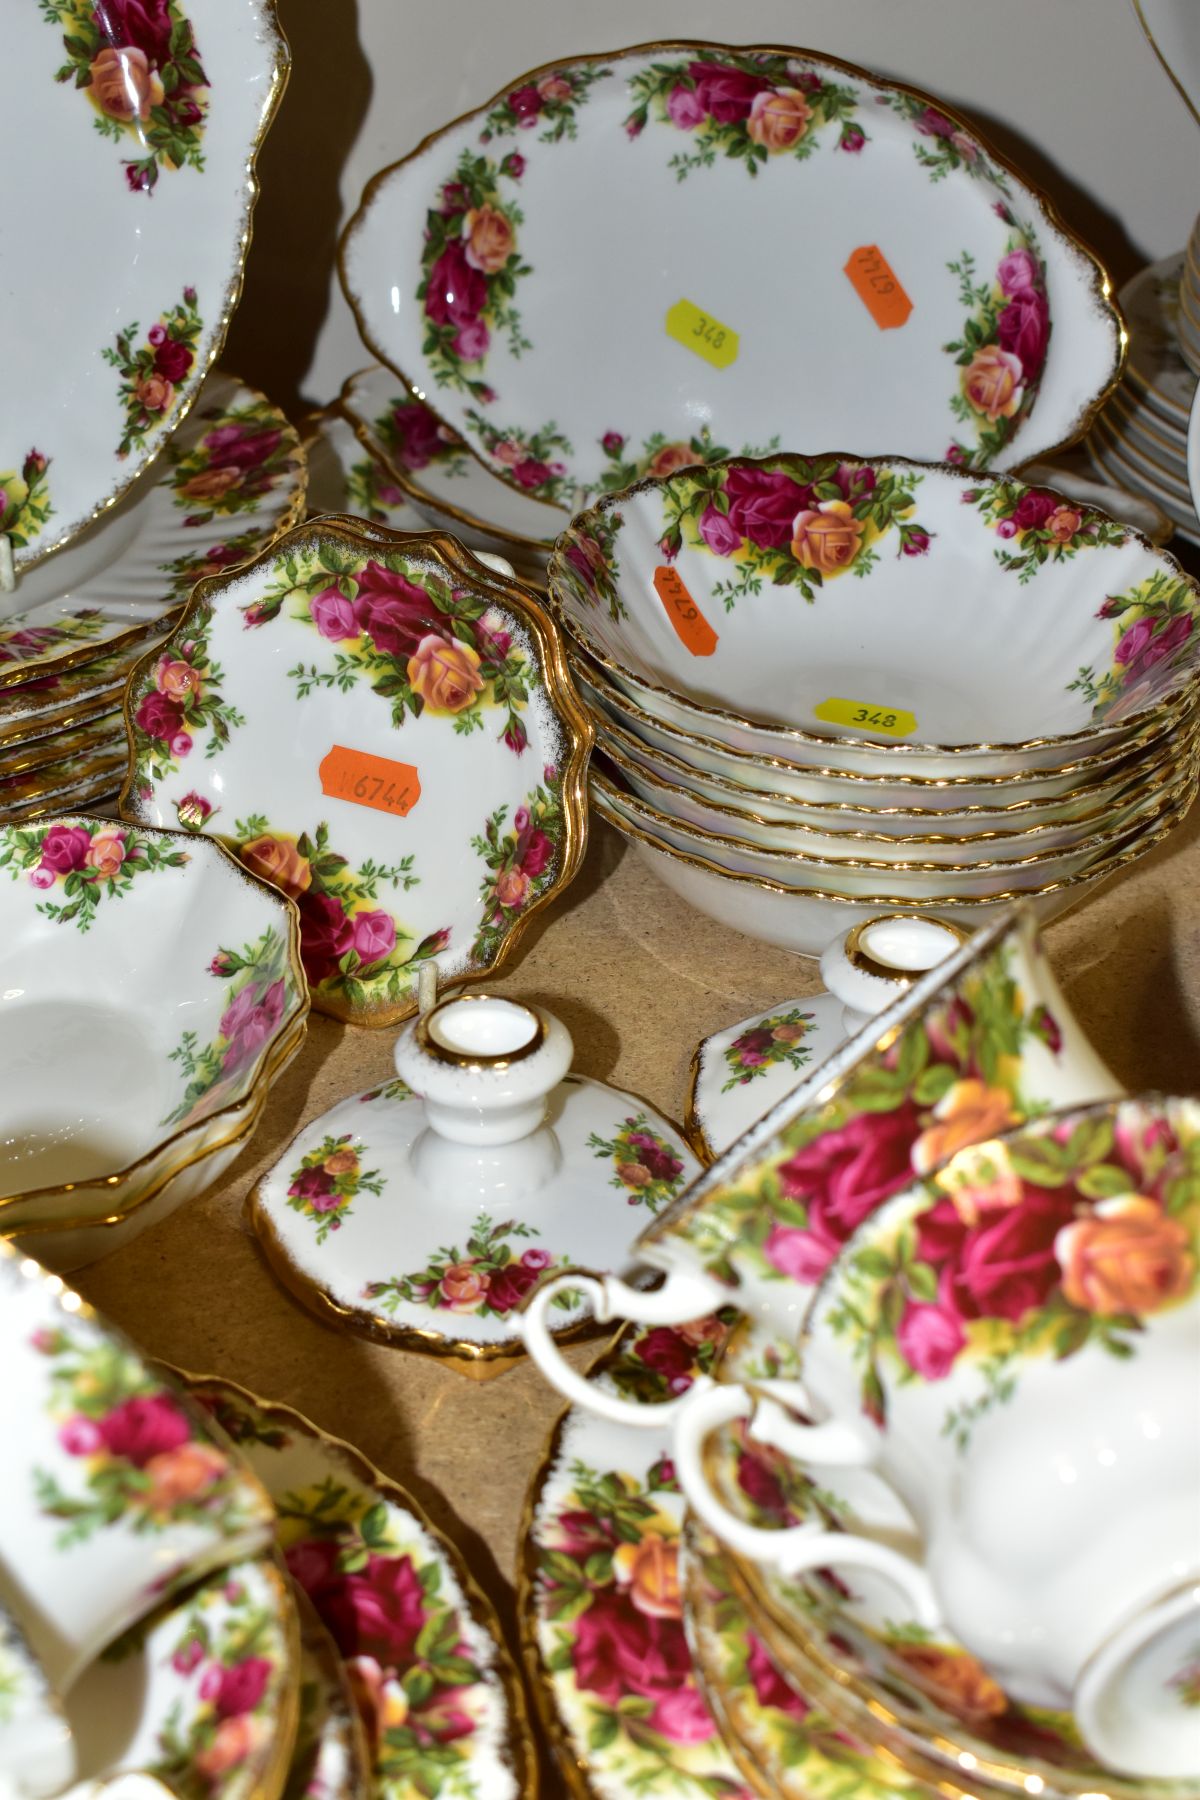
<box><xmin>120</xmin><ymin>518</ymin><xmax>592</xmax><ymax>1026</ymax></box>
<box><xmin>65</xmin><ymin>1554</ymin><xmax>298</xmax><ymax>1800</ymax></box>
<box><xmin>248</xmin><ymin>1066</ymin><xmax>697</xmax><ymax>1367</ymax></box>
<box><xmin>187</xmin><ymin>1375</ymin><xmax>537</xmax><ymax>1800</ymax></box>
<box><xmin>688</xmin><ymin>994</ymin><xmax>844</xmax><ymax>1161</ymax></box>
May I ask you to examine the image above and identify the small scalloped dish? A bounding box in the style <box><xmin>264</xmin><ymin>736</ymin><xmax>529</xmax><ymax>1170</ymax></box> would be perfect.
<box><xmin>119</xmin><ymin>520</ymin><xmax>592</xmax><ymax>1027</ymax></box>
<box><xmin>0</xmin><ymin>819</ymin><xmax>307</xmax><ymax>1267</ymax></box>
<box><xmin>339</xmin><ymin>40</ymin><xmax>1121</xmax><ymax>512</ymax></box>
<box><xmin>550</xmin><ymin>454</ymin><xmax>1200</xmax><ymax>777</ymax></box>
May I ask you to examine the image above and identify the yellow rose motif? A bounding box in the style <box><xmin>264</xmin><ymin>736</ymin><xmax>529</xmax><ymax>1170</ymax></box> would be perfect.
<box><xmin>911</xmin><ymin>1079</ymin><xmax>1017</xmax><ymax>1180</ymax></box>
<box><xmin>83</xmin><ymin>828</ymin><xmax>127</xmax><ymax>882</ymax></box>
<box><xmin>961</xmin><ymin>345</ymin><xmax>1024</xmax><ymax>422</ymax></box>
<box><xmin>791</xmin><ymin>500</ymin><xmax>864</xmax><ymax>574</ymax></box>
<box><xmin>323</xmin><ymin>1148</ymin><xmax>359</xmax><ymax>1176</ymax></box>
<box><xmin>1056</xmin><ymin>1197</ymin><xmax>1195</xmax><ymax>1316</ymax></box>
<box><xmin>240</xmin><ymin>834</ymin><xmax>312</xmax><ymax>900</ymax></box>
<box><xmin>936</xmin><ymin>1139</ymin><xmax>1023</xmax><ymax>1222</ymax></box>
<box><xmin>89</xmin><ymin>45</ymin><xmax>163</xmax><ymax>122</ymax></box>
<box><xmin>646</xmin><ymin>443</ymin><xmax>697</xmax><ymax>478</ymax></box>
<box><xmin>613</xmin><ymin>1531</ymin><xmax>682</xmax><ymax>1619</ymax></box>
<box><xmin>461</xmin><ymin>202</ymin><xmax>515</xmax><ymax>274</ymax></box>
<box><xmin>893</xmin><ymin>1642</ymin><xmax>1008</xmax><ymax>1721</ymax></box>
<box><xmin>747</xmin><ymin>87</ymin><xmax>812</xmax><ymax>151</ymax></box>
<box><xmin>406</xmin><ymin>633</ymin><xmax>485</xmax><ymax>713</ymax></box>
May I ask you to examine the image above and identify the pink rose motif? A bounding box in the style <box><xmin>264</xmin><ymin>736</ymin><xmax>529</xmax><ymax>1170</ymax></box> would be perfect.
<box><xmin>666</xmin><ymin>83</ymin><xmax>706</xmax><ymax>129</ymax></box>
<box><xmin>896</xmin><ymin>1301</ymin><xmax>966</xmax><ymax>1379</ymax></box>
<box><xmin>308</xmin><ymin>1551</ymin><xmax>428</xmax><ymax>1665</ymax></box>
<box><xmin>203</xmin><ymin>424</ymin><xmax>283</xmax><ymax>472</ymax></box>
<box><xmin>173</xmin><ymin>1638</ymin><xmax>205</xmax><ymax>1675</ymax></box>
<box><xmin>59</xmin><ymin>1415</ymin><xmax>104</xmax><ymax>1456</ymax></box>
<box><xmin>601</xmin><ymin>431</ymin><xmax>625</xmax><ymax>456</ymax></box>
<box><xmin>537</xmin><ymin>73</ymin><xmax>572</xmax><ymax>101</ymax></box>
<box><xmin>625</xmin><ymin>1131</ymin><xmax>682</xmax><ymax>1184</ymax></box>
<box><xmin>915</xmin><ymin>106</ymin><xmax>954</xmax><ymax>137</ymax></box>
<box><xmin>485</xmin><ymin>1261</ymin><xmax>540</xmax><ymax>1313</ymax></box>
<box><xmin>309</xmin><ymin>587</ymin><xmax>359</xmax><ymax>641</ymax></box>
<box><xmin>512</xmin><ymin>457</ymin><xmax>552</xmax><ymax>489</ymax></box>
<box><xmin>833</xmin><ymin>462</ymin><xmax>876</xmax><ymax>502</ymax></box>
<box><xmin>648</xmin><ymin>1687</ymin><xmax>717</xmax><ymax>1744</ymax></box>
<box><xmin>841</xmin><ymin>125</ymin><xmax>866</xmax><ymax>152</ymax></box>
<box><xmin>521</xmin><ymin>1247</ymin><xmax>552</xmax><ymax>1270</ymax></box>
<box><xmin>96</xmin><ymin>1392</ymin><xmax>193</xmax><ymax>1466</ymax></box>
<box><xmin>495</xmin><ymin>866</ymin><xmax>531</xmax><ymax>909</ymax></box>
<box><xmin>135</xmin><ymin>689</ymin><xmax>184</xmax><ymax>744</ymax></box>
<box><xmin>423</xmin><ymin>242</ymin><xmax>486</xmax><ymax>328</ymax></box>
<box><xmin>352</xmin><ymin>562</ymin><xmax>440</xmax><ymax>658</ymax></box>
<box><xmin>170</xmin><ymin>730</ymin><xmax>193</xmax><ymax>758</ymax></box>
<box><xmin>297</xmin><ymin>892</ymin><xmax>355</xmax><ymax>988</ymax></box>
<box><xmin>688</xmin><ymin>59</ymin><xmax>769</xmax><ymax>123</ymax></box>
<box><xmin>762</xmin><ymin>1222</ymin><xmax>840</xmax><ymax>1285</ymax></box>
<box><xmin>902</xmin><ymin>530</ymin><xmax>931</xmax><ymax>556</ymax></box>
<box><xmin>36</xmin><ymin>824</ymin><xmax>92</xmax><ymax>876</ymax></box>
<box><xmin>1117</xmin><ymin>614</ymin><xmax>1193</xmax><ymax>680</ymax></box>
<box><xmin>201</xmin><ymin>1656</ymin><xmax>272</xmax><ymax>1719</ymax></box>
<box><xmin>521</xmin><ymin>829</ymin><xmax>553</xmax><ymax>878</ymax></box>
<box><xmin>722</xmin><ymin>466</ymin><xmax>814</xmax><ymax>549</ymax></box>
<box><xmin>997</xmin><ymin>248</ymin><xmax>1041</xmax><ymax>296</ymax></box>
<box><xmin>698</xmin><ymin>503</ymin><xmax>743</xmax><ymax>557</ymax></box>
<box><xmin>774</xmin><ymin>1099</ymin><xmax>923</xmax><ymax>1271</ymax></box>
<box><xmin>746</xmin><ymin>1634</ymin><xmax>809</xmax><ymax>1719</ymax></box>
<box><xmin>507</xmin><ymin>84</ymin><xmax>542</xmax><ymax>123</ymax></box>
<box><xmin>388</xmin><ymin>402</ymin><xmax>444</xmax><ymax>471</ymax></box>
<box><xmin>996</xmin><ymin>288</ymin><xmax>1050</xmax><ymax>381</ymax></box>
<box><xmin>221</xmin><ymin>978</ymin><xmax>286</xmax><ymax>1073</ymax></box>
<box><xmin>503</xmin><ymin>719</ymin><xmax>528</xmax><ymax>754</ymax></box>
<box><xmin>352</xmin><ymin>910</ymin><xmax>396</xmax><ymax>968</ymax></box>
<box><xmin>453</xmin><ymin>319</ymin><xmax>490</xmax><ymax>361</ymax></box>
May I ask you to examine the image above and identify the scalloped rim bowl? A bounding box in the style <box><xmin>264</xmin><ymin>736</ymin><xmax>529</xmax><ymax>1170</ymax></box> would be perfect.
<box><xmin>549</xmin><ymin>453</ymin><xmax>1200</xmax><ymax>777</ymax></box>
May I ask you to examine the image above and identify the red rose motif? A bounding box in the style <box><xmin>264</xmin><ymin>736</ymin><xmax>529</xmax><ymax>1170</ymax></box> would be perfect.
<box><xmin>220</xmin><ymin>978</ymin><xmax>286</xmax><ymax>1072</ymax></box>
<box><xmin>512</xmin><ymin>457</ymin><xmax>552</xmax><ymax>489</ymax></box>
<box><xmin>388</xmin><ymin>403</ymin><xmax>444</xmax><ymax>471</ymax></box>
<box><xmin>624</xmin><ymin>1132</ymin><xmax>683</xmax><ymax>1184</ymax></box>
<box><xmin>687</xmin><ymin>59</ymin><xmax>770</xmax><ymax>122</ymax></box>
<box><xmin>633</xmin><ymin>1327</ymin><xmax>695</xmax><ymax>1381</ymax></box>
<box><xmin>521</xmin><ymin>829</ymin><xmax>553</xmax><ymax>878</ymax></box>
<box><xmin>154</xmin><ymin>338</ymin><xmax>194</xmax><ymax>384</ymax></box>
<box><xmin>94</xmin><ymin>0</ymin><xmax>172</xmax><ymax>66</ymax></box>
<box><xmin>97</xmin><ymin>1392</ymin><xmax>193</xmax><ymax>1466</ymax></box>
<box><xmin>571</xmin><ymin>1587</ymin><xmax>693</xmax><ymax>1707</ymax></box>
<box><xmin>722</xmin><ymin>466</ymin><xmax>814</xmax><ymax>549</ymax></box>
<box><xmin>135</xmin><ymin>689</ymin><xmax>185</xmax><ymax>743</ymax></box>
<box><xmin>352</xmin><ymin>562</ymin><xmax>440</xmax><ymax>658</ymax></box>
<box><xmin>736</xmin><ymin>1446</ymin><xmax>792</xmax><ymax>1523</ymax></box>
<box><xmin>916</xmin><ymin>1183</ymin><xmax>1079</xmax><ymax>1325</ymax></box>
<box><xmin>37</xmin><ymin>824</ymin><xmax>93</xmax><ymax>876</ymax></box>
<box><xmin>206</xmin><ymin>1655</ymin><xmax>272</xmax><ymax>1719</ymax></box>
<box><xmin>775</xmin><ymin>1099</ymin><xmax>922</xmax><ymax>1263</ymax></box>
<box><xmin>996</xmin><ymin>289</ymin><xmax>1049</xmax><ymax>381</ymax></box>
<box><xmin>746</xmin><ymin>1634</ymin><xmax>809</xmax><ymax>1719</ymax></box>
<box><xmin>203</xmin><ymin>424</ymin><xmax>283</xmax><ymax>472</ymax></box>
<box><xmin>507</xmin><ymin>84</ymin><xmax>542</xmax><ymax>121</ymax></box>
<box><xmin>484</xmin><ymin>1261</ymin><xmax>540</xmax><ymax>1313</ymax></box>
<box><xmin>289</xmin><ymin>1166</ymin><xmax>335</xmax><ymax>1202</ymax></box>
<box><xmin>297</xmin><ymin>892</ymin><xmax>355</xmax><ymax>987</ymax></box>
<box><xmin>289</xmin><ymin>1545</ymin><xmax>428</xmax><ymax>1666</ymax></box>
<box><xmin>1012</xmin><ymin>490</ymin><xmax>1057</xmax><ymax>531</ymax></box>
<box><xmin>424</xmin><ymin>242</ymin><xmax>486</xmax><ymax>328</ymax></box>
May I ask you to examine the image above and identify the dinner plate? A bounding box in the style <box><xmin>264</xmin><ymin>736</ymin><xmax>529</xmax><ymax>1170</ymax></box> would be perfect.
<box><xmin>1121</xmin><ymin>256</ymin><xmax>1197</xmax><ymax>424</ymax></box>
<box><xmin>341</xmin><ymin>40</ymin><xmax>1122</xmax><ymax>511</ymax></box>
<box><xmin>187</xmin><ymin>1375</ymin><xmax>537</xmax><ymax>1800</ymax></box>
<box><xmin>0</xmin><ymin>373</ymin><xmax>306</xmax><ymax>689</ymax></box>
<box><xmin>120</xmin><ymin>519</ymin><xmax>591</xmax><ymax>1026</ymax></box>
<box><xmin>4</xmin><ymin>2</ymin><xmax>289</xmax><ymax>576</ymax></box>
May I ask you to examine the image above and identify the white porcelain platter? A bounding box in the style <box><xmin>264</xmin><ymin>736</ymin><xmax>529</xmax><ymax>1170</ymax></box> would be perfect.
<box><xmin>2</xmin><ymin>2</ymin><xmax>287</xmax><ymax>576</ymax></box>
<box><xmin>0</xmin><ymin>373</ymin><xmax>306</xmax><ymax>687</ymax></box>
<box><xmin>339</xmin><ymin>366</ymin><xmax>556</xmax><ymax>565</ymax></box>
<box><xmin>341</xmin><ymin>40</ymin><xmax>1122</xmax><ymax>512</ymax></box>
<box><xmin>120</xmin><ymin>519</ymin><xmax>592</xmax><ymax>1027</ymax></box>
<box><xmin>551</xmin><ymin>455</ymin><xmax>1200</xmax><ymax>774</ymax></box>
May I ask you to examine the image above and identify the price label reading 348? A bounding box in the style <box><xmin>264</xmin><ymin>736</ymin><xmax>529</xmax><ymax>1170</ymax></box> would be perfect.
<box><xmin>664</xmin><ymin>298</ymin><xmax>740</xmax><ymax>369</ymax></box>
<box><xmin>814</xmin><ymin>697</ymin><xmax>917</xmax><ymax>739</ymax></box>
<box><xmin>319</xmin><ymin>745</ymin><xmax>422</xmax><ymax>817</ymax></box>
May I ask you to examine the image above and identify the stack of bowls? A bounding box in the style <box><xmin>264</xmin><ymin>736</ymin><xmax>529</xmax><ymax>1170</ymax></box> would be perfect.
<box><xmin>1088</xmin><ymin>248</ymin><xmax>1200</xmax><ymax>541</ymax></box>
<box><xmin>547</xmin><ymin>452</ymin><xmax>1200</xmax><ymax>955</ymax></box>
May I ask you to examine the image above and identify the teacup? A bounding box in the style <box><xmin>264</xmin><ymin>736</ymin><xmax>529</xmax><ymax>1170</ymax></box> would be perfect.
<box><xmin>673</xmin><ymin>1095</ymin><xmax>1200</xmax><ymax>1779</ymax></box>
<box><xmin>521</xmin><ymin>903</ymin><xmax>1122</xmax><ymax>1416</ymax></box>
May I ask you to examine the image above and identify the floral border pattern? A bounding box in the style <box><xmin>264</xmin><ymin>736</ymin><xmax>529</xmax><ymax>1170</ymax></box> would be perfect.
<box><xmin>470</xmin><ymin>768</ymin><xmax>564</xmax><ymax>963</ymax></box>
<box><xmin>363</xmin><ymin>1209</ymin><xmax>568</xmax><ymax>1321</ymax></box>
<box><xmin>479</xmin><ymin>63</ymin><xmax>612</xmax><ymax>144</ymax></box>
<box><xmin>462</xmin><ymin>408</ymin><xmax>573</xmax><ymax>506</ymax></box>
<box><xmin>945</xmin><ymin>226</ymin><xmax>1049</xmax><ymax>468</ymax></box>
<box><xmin>721</xmin><ymin>1009</ymin><xmax>817</xmax><ymax>1092</ymax></box>
<box><xmin>419</xmin><ymin>152</ymin><xmax>529</xmax><ymax>402</ymax></box>
<box><xmin>169</xmin><ymin>401</ymin><xmax>302</xmax><ymax>529</ymax></box>
<box><xmin>285</xmin><ymin>1134</ymin><xmax>383</xmax><ymax>1245</ymax></box>
<box><xmin>39</xmin><ymin>0</ymin><xmax>209</xmax><ymax>194</ymax></box>
<box><xmin>105</xmin><ymin>287</ymin><xmax>203</xmax><ymax>457</ymax></box>
<box><xmin>1069</xmin><ymin>570</ymin><xmax>1199</xmax><ymax>725</ymax></box>
<box><xmin>0</xmin><ymin>451</ymin><xmax>52</xmax><ymax>551</ymax></box>
<box><xmin>0</xmin><ymin>819</ymin><xmax>188</xmax><ymax>931</ymax></box>
<box><xmin>587</xmin><ymin>1112</ymin><xmax>688</xmax><ymax>1213</ymax></box>
<box><xmin>369</xmin><ymin>395</ymin><xmax>469</xmax><ymax>479</ymax></box>
<box><xmin>965</xmin><ymin>478</ymin><xmax>1127</xmax><ymax>583</ymax></box>
<box><xmin>164</xmin><ymin>926</ymin><xmax>295</xmax><ymax>1128</ymax></box>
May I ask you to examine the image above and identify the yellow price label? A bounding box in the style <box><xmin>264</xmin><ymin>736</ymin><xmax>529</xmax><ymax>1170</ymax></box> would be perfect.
<box><xmin>664</xmin><ymin>298</ymin><xmax>739</xmax><ymax>369</ymax></box>
<box><xmin>814</xmin><ymin>697</ymin><xmax>918</xmax><ymax>739</ymax></box>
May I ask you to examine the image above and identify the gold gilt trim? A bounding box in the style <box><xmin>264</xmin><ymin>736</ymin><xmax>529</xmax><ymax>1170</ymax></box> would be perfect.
<box><xmin>0</xmin><ymin>376</ymin><xmax>308</xmax><ymax>691</ymax></box>
<box><xmin>573</xmin><ymin>646</ymin><xmax>1192</xmax><ymax>793</ymax></box>
<box><xmin>118</xmin><ymin>518</ymin><xmax>594</xmax><ymax>1030</ymax></box>
<box><xmin>592</xmin><ymin>755</ymin><xmax>1199</xmax><ymax>889</ymax></box>
<box><xmin>246</xmin><ymin>1186</ymin><xmax>619</xmax><ymax>1379</ymax></box>
<box><xmin>594</xmin><ymin>715</ymin><xmax>1199</xmax><ymax>849</ymax></box>
<box><xmin>1130</xmin><ymin>0</ymin><xmax>1200</xmax><ymax>126</ymax></box>
<box><xmin>169</xmin><ymin>1367</ymin><xmax>540</xmax><ymax>1798</ymax></box>
<box><xmin>0</xmin><ymin>825</ymin><xmax>309</xmax><ymax>1217</ymax></box>
<box><xmin>416</xmin><ymin>992</ymin><xmax>546</xmax><ymax>1067</ymax></box>
<box><xmin>843</xmin><ymin>914</ymin><xmax>970</xmax><ymax>980</ymax></box>
<box><xmin>683</xmin><ymin>1037</ymin><xmax>718</xmax><ymax>1166</ymax></box>
<box><xmin>1091</xmin><ymin>413</ymin><xmax>1193</xmax><ymax>502</ymax></box>
<box><xmin>0</xmin><ymin>773</ymin><xmax>126</xmax><ymax>828</ymax></box>
<box><xmin>548</xmin><ymin>458</ymin><xmax>1200</xmax><ymax>764</ymax></box>
<box><xmin>0</xmin><ymin>710</ymin><xmax>124</xmax><ymax>779</ymax></box>
<box><xmin>337</xmin><ymin>39</ymin><xmax>1125</xmax><ymax>508</ymax></box>
<box><xmin>13</xmin><ymin>8</ymin><xmax>292</xmax><ymax>578</ymax></box>
<box><xmin>335</xmin><ymin>373</ymin><xmax>553</xmax><ymax>562</ymax></box>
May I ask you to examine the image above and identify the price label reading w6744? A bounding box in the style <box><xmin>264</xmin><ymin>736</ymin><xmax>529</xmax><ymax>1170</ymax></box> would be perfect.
<box><xmin>319</xmin><ymin>746</ymin><xmax>422</xmax><ymax>817</ymax></box>
<box><xmin>653</xmin><ymin>567</ymin><xmax>718</xmax><ymax>657</ymax></box>
<box><xmin>844</xmin><ymin>245</ymin><xmax>913</xmax><ymax>330</ymax></box>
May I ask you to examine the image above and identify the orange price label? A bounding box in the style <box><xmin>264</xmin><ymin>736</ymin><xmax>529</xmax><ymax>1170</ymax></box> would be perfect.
<box><xmin>319</xmin><ymin>746</ymin><xmax>422</xmax><ymax>818</ymax></box>
<box><xmin>844</xmin><ymin>245</ymin><xmax>913</xmax><ymax>330</ymax></box>
<box><xmin>653</xmin><ymin>567</ymin><xmax>718</xmax><ymax>657</ymax></box>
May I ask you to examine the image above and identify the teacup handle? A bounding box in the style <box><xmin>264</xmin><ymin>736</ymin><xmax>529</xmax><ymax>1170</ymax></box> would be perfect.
<box><xmin>519</xmin><ymin>1267</ymin><xmax>727</xmax><ymax>1426</ymax></box>
<box><xmin>673</xmin><ymin>1382</ymin><xmax>941</xmax><ymax>1628</ymax></box>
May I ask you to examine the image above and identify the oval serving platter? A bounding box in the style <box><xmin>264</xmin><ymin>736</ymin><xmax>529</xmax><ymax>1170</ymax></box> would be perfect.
<box><xmin>340</xmin><ymin>40</ymin><xmax>1123</xmax><ymax>514</ymax></box>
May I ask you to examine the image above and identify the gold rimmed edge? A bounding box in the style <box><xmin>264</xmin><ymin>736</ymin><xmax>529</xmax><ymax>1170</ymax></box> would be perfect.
<box><xmin>13</xmin><ymin>6</ymin><xmax>292</xmax><ymax>579</ymax></box>
<box><xmin>335</xmin><ymin>375</ymin><xmax>554</xmax><ymax>559</ymax></box>
<box><xmin>1106</xmin><ymin>384</ymin><xmax>1191</xmax><ymax>458</ymax></box>
<box><xmin>586</xmin><ymin>663</ymin><xmax>1195</xmax><ymax>813</ymax></box>
<box><xmin>0</xmin><ymin>775</ymin><xmax>125</xmax><ymax>829</ymax></box>
<box><xmin>1088</xmin><ymin>429</ymin><xmax>1196</xmax><ymax>514</ymax></box>
<box><xmin>116</xmin><ymin>516</ymin><xmax>594</xmax><ymax>1031</ymax></box>
<box><xmin>683</xmin><ymin>1039</ymin><xmax>718</xmax><ymax>1168</ymax></box>
<box><xmin>416</xmin><ymin>993</ymin><xmax>547</xmax><ymax>1067</ymax></box>
<box><xmin>0</xmin><ymin>611</ymin><xmax>187</xmax><ymax>746</ymax></box>
<box><xmin>169</xmin><ymin>1368</ymin><xmax>540</xmax><ymax>1797</ymax></box>
<box><xmin>1130</xmin><ymin>0</ymin><xmax>1200</xmax><ymax>127</ymax></box>
<box><xmin>0</xmin><ymin>708</ymin><xmax>125</xmax><ymax>779</ymax></box>
<box><xmin>0</xmin><ymin>374</ymin><xmax>309</xmax><ymax>692</ymax></box>
<box><xmin>1091</xmin><ymin>413</ymin><xmax>1195</xmax><ymax>504</ymax></box>
<box><xmin>0</xmin><ymin>1010</ymin><xmax>307</xmax><ymax>1243</ymax></box>
<box><xmin>0</xmin><ymin>824</ymin><xmax>309</xmax><ymax>1215</ymax></box>
<box><xmin>594</xmin><ymin>715</ymin><xmax>1200</xmax><ymax>848</ymax></box>
<box><xmin>843</xmin><ymin>914</ymin><xmax>970</xmax><ymax>980</ymax></box>
<box><xmin>591</xmin><ymin>752</ymin><xmax>1199</xmax><ymax>880</ymax></box>
<box><xmin>570</xmin><ymin>641</ymin><xmax>1193</xmax><ymax>791</ymax></box>
<box><xmin>594</xmin><ymin>768</ymin><xmax>1197</xmax><ymax>914</ymax></box>
<box><xmin>247</xmin><ymin>1186</ymin><xmax>617</xmax><ymax>1376</ymax></box>
<box><xmin>548</xmin><ymin>452</ymin><xmax>1200</xmax><ymax>764</ymax></box>
<box><xmin>0</xmin><ymin>747</ymin><xmax>130</xmax><ymax>812</ymax></box>
<box><xmin>335</xmin><ymin>38</ymin><xmax>1125</xmax><ymax>509</ymax></box>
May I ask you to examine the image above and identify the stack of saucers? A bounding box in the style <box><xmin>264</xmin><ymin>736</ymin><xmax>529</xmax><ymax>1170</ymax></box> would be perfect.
<box><xmin>548</xmin><ymin>452</ymin><xmax>1200</xmax><ymax>957</ymax></box>
<box><xmin>1088</xmin><ymin>249</ymin><xmax>1200</xmax><ymax>542</ymax></box>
